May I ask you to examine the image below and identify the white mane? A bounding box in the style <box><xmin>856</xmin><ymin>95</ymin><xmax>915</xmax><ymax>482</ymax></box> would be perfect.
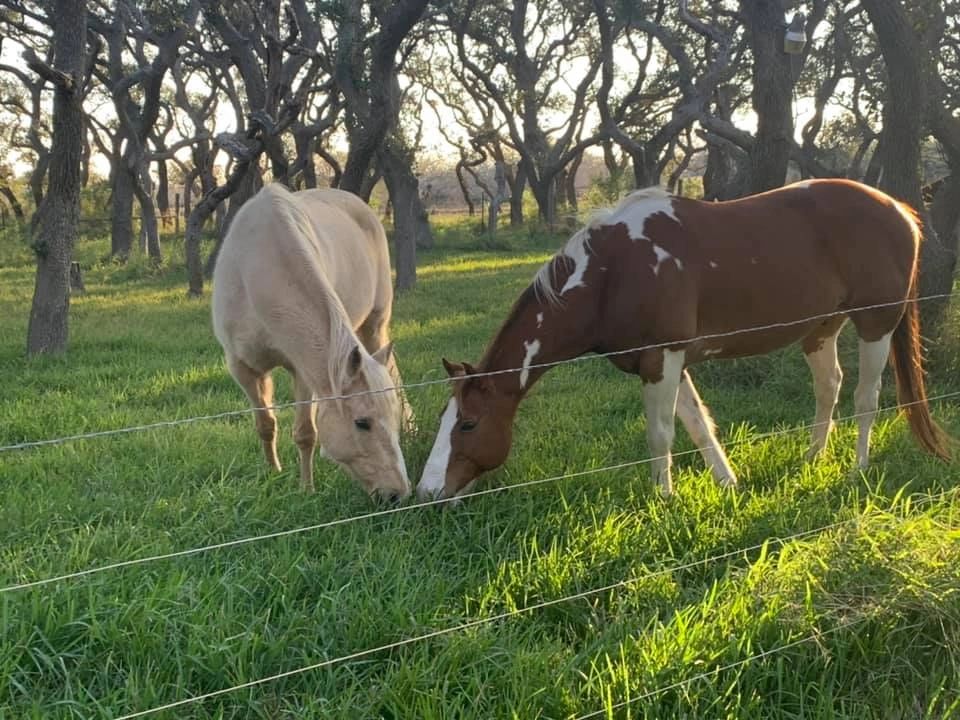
<box><xmin>533</xmin><ymin>187</ymin><xmax>673</xmax><ymax>309</ymax></box>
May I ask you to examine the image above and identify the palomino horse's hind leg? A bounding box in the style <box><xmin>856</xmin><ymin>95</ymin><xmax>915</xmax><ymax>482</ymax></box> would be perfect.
<box><xmin>676</xmin><ymin>370</ymin><xmax>738</xmax><ymax>488</ymax></box>
<box><xmin>227</xmin><ymin>356</ymin><xmax>282</xmax><ymax>472</ymax></box>
<box><xmin>642</xmin><ymin>349</ymin><xmax>685</xmax><ymax>497</ymax></box>
<box><xmin>853</xmin><ymin>331</ymin><xmax>894</xmax><ymax>468</ymax></box>
<box><xmin>802</xmin><ymin>322</ymin><xmax>845</xmax><ymax>460</ymax></box>
<box><xmin>292</xmin><ymin>373</ymin><xmax>318</xmax><ymax>493</ymax></box>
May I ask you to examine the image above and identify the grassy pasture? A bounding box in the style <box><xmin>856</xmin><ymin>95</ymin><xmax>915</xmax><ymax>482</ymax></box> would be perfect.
<box><xmin>1</xmin><ymin>217</ymin><xmax>959</xmax><ymax>719</ymax></box>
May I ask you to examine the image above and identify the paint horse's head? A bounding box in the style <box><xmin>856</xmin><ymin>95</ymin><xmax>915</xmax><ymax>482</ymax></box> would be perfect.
<box><xmin>318</xmin><ymin>343</ymin><xmax>411</xmax><ymax>502</ymax></box>
<box><xmin>417</xmin><ymin>358</ymin><xmax>518</xmax><ymax>502</ymax></box>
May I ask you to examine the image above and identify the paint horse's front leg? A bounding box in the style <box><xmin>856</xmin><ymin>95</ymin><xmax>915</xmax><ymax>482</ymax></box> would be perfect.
<box><xmin>642</xmin><ymin>350</ymin><xmax>686</xmax><ymax>497</ymax></box>
<box><xmin>676</xmin><ymin>370</ymin><xmax>738</xmax><ymax>488</ymax></box>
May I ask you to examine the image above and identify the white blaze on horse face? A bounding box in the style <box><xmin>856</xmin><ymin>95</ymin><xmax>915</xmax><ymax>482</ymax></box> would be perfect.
<box><xmin>520</xmin><ymin>339</ymin><xmax>541</xmax><ymax>389</ymax></box>
<box><xmin>536</xmin><ymin>312</ymin><xmax>544</xmax><ymax>328</ymax></box>
<box><xmin>417</xmin><ymin>397</ymin><xmax>458</xmax><ymax>500</ymax></box>
<box><xmin>709</xmin><ymin>261</ymin><xmax>719</xmax><ymax>269</ymax></box>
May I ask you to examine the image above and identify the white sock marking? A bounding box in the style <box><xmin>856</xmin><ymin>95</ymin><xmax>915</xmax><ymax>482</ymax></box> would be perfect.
<box><xmin>643</xmin><ymin>349</ymin><xmax>685</xmax><ymax>497</ymax></box>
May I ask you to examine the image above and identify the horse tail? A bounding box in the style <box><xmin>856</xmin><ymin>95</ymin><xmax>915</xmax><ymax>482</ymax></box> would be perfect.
<box><xmin>890</xmin><ymin>229</ymin><xmax>952</xmax><ymax>461</ymax></box>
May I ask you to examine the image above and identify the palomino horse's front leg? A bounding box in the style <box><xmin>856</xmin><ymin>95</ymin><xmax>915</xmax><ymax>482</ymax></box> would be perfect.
<box><xmin>642</xmin><ymin>350</ymin><xmax>685</xmax><ymax>497</ymax></box>
<box><xmin>675</xmin><ymin>370</ymin><xmax>738</xmax><ymax>488</ymax></box>
<box><xmin>292</xmin><ymin>373</ymin><xmax>318</xmax><ymax>493</ymax></box>
<box><xmin>226</xmin><ymin>356</ymin><xmax>282</xmax><ymax>472</ymax></box>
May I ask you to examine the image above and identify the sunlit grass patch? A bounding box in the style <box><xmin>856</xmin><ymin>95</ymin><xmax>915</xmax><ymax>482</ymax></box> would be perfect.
<box><xmin>1</xmin><ymin>218</ymin><xmax>958</xmax><ymax>718</ymax></box>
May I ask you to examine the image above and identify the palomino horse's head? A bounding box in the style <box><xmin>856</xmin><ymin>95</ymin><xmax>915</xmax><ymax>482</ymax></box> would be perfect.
<box><xmin>317</xmin><ymin>343</ymin><xmax>411</xmax><ymax>502</ymax></box>
<box><xmin>416</xmin><ymin>359</ymin><xmax>517</xmax><ymax>502</ymax></box>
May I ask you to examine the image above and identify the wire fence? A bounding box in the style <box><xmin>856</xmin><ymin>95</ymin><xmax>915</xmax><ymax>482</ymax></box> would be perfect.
<box><xmin>109</xmin><ymin>485</ymin><xmax>955</xmax><ymax>719</ymax></box>
<box><xmin>3</xmin><ymin>389</ymin><xmax>959</xmax><ymax>596</ymax></box>
<box><xmin>1</xmin><ymin>291</ymin><xmax>956</xmax><ymax>454</ymax></box>
<box><xmin>2</xmin><ymin>288</ymin><xmax>959</xmax><ymax>717</ymax></box>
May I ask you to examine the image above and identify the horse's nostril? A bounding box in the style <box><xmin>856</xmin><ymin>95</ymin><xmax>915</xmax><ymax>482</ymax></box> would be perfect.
<box><xmin>388</xmin><ymin>491</ymin><xmax>401</xmax><ymax>504</ymax></box>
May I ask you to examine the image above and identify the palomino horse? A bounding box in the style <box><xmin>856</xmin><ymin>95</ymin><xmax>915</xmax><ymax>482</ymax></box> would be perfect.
<box><xmin>418</xmin><ymin>179</ymin><xmax>950</xmax><ymax>501</ymax></box>
<box><xmin>212</xmin><ymin>183</ymin><xmax>411</xmax><ymax>501</ymax></box>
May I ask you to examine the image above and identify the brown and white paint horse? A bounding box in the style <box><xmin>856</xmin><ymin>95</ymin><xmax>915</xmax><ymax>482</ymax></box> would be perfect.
<box><xmin>418</xmin><ymin>179</ymin><xmax>950</xmax><ymax>501</ymax></box>
<box><xmin>213</xmin><ymin>183</ymin><xmax>411</xmax><ymax>502</ymax></box>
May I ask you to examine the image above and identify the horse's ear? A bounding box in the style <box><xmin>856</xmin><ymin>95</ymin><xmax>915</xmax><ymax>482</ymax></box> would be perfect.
<box><xmin>442</xmin><ymin>358</ymin><xmax>466</xmax><ymax>378</ymax></box>
<box><xmin>462</xmin><ymin>362</ymin><xmax>478</xmax><ymax>375</ymax></box>
<box><xmin>347</xmin><ymin>345</ymin><xmax>363</xmax><ymax>376</ymax></box>
<box><xmin>371</xmin><ymin>341</ymin><xmax>393</xmax><ymax>367</ymax></box>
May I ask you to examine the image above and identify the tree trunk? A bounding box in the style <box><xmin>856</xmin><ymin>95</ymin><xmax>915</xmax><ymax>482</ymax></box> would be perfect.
<box><xmin>930</xmin><ymin>172</ymin><xmax>960</xmax><ymax>255</ymax></box>
<box><xmin>861</xmin><ymin>0</ymin><xmax>956</xmax><ymax>333</ymax></box>
<box><xmin>0</xmin><ymin>186</ymin><xmax>25</xmax><ymax>221</ymax></box>
<box><xmin>527</xmin><ymin>172</ymin><xmax>558</xmax><ymax>227</ymax></box>
<box><xmin>134</xmin><ymin>166</ymin><xmax>162</xmax><ymax>263</ymax></box>
<box><xmin>510</xmin><ymin>166</ymin><xmax>525</xmax><ymax>226</ymax></box>
<box><xmin>741</xmin><ymin>0</ymin><xmax>795</xmax><ymax>193</ymax></box>
<box><xmin>156</xmin><ymin>159</ymin><xmax>170</xmax><ymax>228</ymax></box>
<box><xmin>381</xmin><ymin>145</ymin><xmax>420</xmax><ymax>291</ymax></box>
<box><xmin>29</xmin><ymin>152</ymin><xmax>49</xmax><ymax>209</ymax></box>
<box><xmin>565</xmin><ymin>153</ymin><xmax>582</xmax><ymax>212</ymax></box>
<box><xmin>204</xmin><ymin>163</ymin><xmax>262</xmax><ymax>280</ymax></box>
<box><xmin>415</xmin><ymin>200</ymin><xmax>434</xmax><ymax>249</ymax></box>
<box><xmin>631</xmin><ymin>149</ymin><xmax>657</xmax><ymax>189</ymax></box>
<box><xmin>487</xmin><ymin>160</ymin><xmax>508</xmax><ymax>236</ymax></box>
<box><xmin>183</xmin><ymin>171</ymin><xmax>195</xmax><ymax>218</ymax></box>
<box><xmin>188</xmin><ymin>156</ymin><xmax>262</xmax><ymax>297</ymax></box>
<box><xmin>110</xmin><ymin>165</ymin><xmax>135</xmax><ymax>260</ymax></box>
<box><xmin>26</xmin><ymin>0</ymin><xmax>85</xmax><ymax>356</ymax></box>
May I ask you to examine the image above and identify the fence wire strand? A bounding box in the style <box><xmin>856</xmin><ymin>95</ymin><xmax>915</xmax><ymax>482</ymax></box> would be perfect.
<box><xmin>4</xmin><ymin>389</ymin><xmax>959</xmax><ymax>595</ymax></box>
<box><xmin>0</xmin><ymin>291</ymin><xmax>955</xmax><ymax>453</ymax></box>
<box><xmin>109</xmin><ymin>486</ymin><xmax>955</xmax><ymax>720</ymax></box>
<box><xmin>571</xmin><ymin>616</ymin><xmax>866</xmax><ymax>720</ymax></box>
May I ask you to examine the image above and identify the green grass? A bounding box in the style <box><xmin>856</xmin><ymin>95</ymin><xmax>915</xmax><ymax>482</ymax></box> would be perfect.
<box><xmin>1</xmin><ymin>219</ymin><xmax>959</xmax><ymax>719</ymax></box>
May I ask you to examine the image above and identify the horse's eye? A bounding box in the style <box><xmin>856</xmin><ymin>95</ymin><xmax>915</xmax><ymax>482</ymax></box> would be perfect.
<box><xmin>459</xmin><ymin>420</ymin><xmax>477</xmax><ymax>433</ymax></box>
<box><xmin>354</xmin><ymin>418</ymin><xmax>372</xmax><ymax>431</ymax></box>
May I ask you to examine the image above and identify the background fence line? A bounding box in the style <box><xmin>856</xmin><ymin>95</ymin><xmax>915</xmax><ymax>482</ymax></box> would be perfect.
<box><xmin>1</xmin><ymin>291</ymin><xmax>955</xmax><ymax>454</ymax></box>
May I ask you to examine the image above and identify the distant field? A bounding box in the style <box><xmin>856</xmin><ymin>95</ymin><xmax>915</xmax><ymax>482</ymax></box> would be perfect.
<box><xmin>1</xmin><ymin>218</ymin><xmax>959</xmax><ymax>719</ymax></box>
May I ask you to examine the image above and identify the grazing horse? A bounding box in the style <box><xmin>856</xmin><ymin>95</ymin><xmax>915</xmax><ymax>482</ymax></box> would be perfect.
<box><xmin>418</xmin><ymin>179</ymin><xmax>950</xmax><ymax>501</ymax></box>
<box><xmin>212</xmin><ymin>183</ymin><xmax>411</xmax><ymax>502</ymax></box>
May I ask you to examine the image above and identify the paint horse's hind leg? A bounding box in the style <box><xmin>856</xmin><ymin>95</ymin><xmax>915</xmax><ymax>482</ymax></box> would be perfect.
<box><xmin>676</xmin><ymin>370</ymin><xmax>738</xmax><ymax>488</ymax></box>
<box><xmin>642</xmin><ymin>350</ymin><xmax>685</xmax><ymax>497</ymax></box>
<box><xmin>292</xmin><ymin>372</ymin><xmax>318</xmax><ymax>493</ymax></box>
<box><xmin>802</xmin><ymin>321</ymin><xmax>845</xmax><ymax>460</ymax></box>
<box><xmin>853</xmin><ymin>330</ymin><xmax>894</xmax><ymax>468</ymax></box>
<box><xmin>226</xmin><ymin>355</ymin><xmax>282</xmax><ymax>472</ymax></box>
